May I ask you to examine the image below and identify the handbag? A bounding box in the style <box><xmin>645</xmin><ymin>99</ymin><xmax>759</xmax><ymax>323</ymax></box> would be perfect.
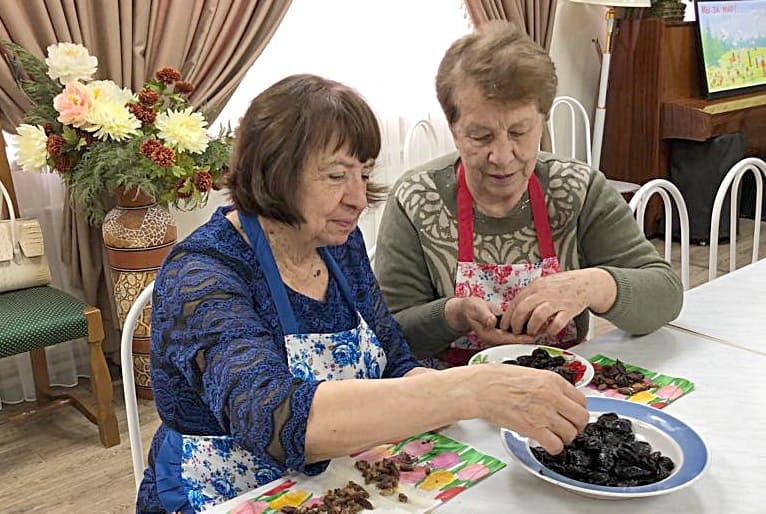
<box><xmin>0</xmin><ymin>178</ymin><xmax>51</xmax><ymax>293</ymax></box>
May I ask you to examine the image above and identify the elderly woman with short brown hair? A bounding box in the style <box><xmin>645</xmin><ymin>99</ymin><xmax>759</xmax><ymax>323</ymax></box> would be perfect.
<box><xmin>375</xmin><ymin>22</ymin><xmax>683</xmax><ymax>369</ymax></box>
<box><xmin>137</xmin><ymin>73</ymin><xmax>588</xmax><ymax>514</ymax></box>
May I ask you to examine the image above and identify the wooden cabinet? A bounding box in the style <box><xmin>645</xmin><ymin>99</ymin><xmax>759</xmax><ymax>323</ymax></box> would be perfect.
<box><xmin>600</xmin><ymin>18</ymin><xmax>766</xmax><ymax>185</ymax></box>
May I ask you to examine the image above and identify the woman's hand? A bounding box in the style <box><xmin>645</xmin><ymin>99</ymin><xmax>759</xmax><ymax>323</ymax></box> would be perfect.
<box><xmin>498</xmin><ymin>268</ymin><xmax>617</xmax><ymax>337</ymax></box>
<box><xmin>445</xmin><ymin>296</ymin><xmax>533</xmax><ymax>345</ymax></box>
<box><xmin>468</xmin><ymin>363</ymin><xmax>589</xmax><ymax>454</ymax></box>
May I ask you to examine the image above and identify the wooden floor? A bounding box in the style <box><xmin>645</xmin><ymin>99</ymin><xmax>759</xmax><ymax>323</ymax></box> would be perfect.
<box><xmin>1</xmin><ymin>218</ymin><xmax>764</xmax><ymax>514</ymax></box>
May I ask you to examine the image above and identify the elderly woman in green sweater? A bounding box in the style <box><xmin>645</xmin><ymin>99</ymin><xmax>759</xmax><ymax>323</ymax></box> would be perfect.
<box><xmin>375</xmin><ymin>21</ymin><xmax>683</xmax><ymax>369</ymax></box>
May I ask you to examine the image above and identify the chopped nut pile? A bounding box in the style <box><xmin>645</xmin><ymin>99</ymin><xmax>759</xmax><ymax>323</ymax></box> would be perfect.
<box><xmin>354</xmin><ymin>452</ymin><xmax>422</xmax><ymax>502</ymax></box>
<box><xmin>279</xmin><ymin>481</ymin><xmax>373</xmax><ymax>514</ymax></box>
<box><xmin>592</xmin><ymin>360</ymin><xmax>656</xmax><ymax>395</ymax></box>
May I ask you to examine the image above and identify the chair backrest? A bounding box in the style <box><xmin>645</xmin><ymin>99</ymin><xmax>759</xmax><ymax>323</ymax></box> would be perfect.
<box><xmin>708</xmin><ymin>157</ymin><xmax>766</xmax><ymax>281</ymax></box>
<box><xmin>403</xmin><ymin>119</ymin><xmax>439</xmax><ymax>169</ymax></box>
<box><xmin>121</xmin><ymin>280</ymin><xmax>155</xmax><ymax>491</ymax></box>
<box><xmin>629</xmin><ymin>179</ymin><xmax>691</xmax><ymax>290</ymax></box>
<box><xmin>367</xmin><ymin>244</ymin><xmax>376</xmax><ymax>267</ymax></box>
<box><xmin>548</xmin><ymin>96</ymin><xmax>592</xmax><ymax>166</ymax></box>
<box><xmin>0</xmin><ymin>131</ymin><xmax>19</xmax><ymax>218</ymax></box>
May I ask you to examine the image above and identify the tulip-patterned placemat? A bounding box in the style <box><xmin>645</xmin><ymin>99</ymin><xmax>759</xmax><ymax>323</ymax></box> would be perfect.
<box><xmin>219</xmin><ymin>432</ymin><xmax>505</xmax><ymax>514</ymax></box>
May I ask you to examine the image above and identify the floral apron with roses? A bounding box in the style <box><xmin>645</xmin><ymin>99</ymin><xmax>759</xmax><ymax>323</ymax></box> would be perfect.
<box><xmin>432</xmin><ymin>162</ymin><xmax>578</xmax><ymax>368</ymax></box>
<box><xmin>155</xmin><ymin>213</ymin><xmax>387</xmax><ymax>513</ymax></box>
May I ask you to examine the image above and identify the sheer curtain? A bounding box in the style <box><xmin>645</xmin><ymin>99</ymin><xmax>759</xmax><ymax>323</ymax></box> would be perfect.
<box><xmin>0</xmin><ymin>138</ymin><xmax>91</xmax><ymax>408</ymax></box>
<box><xmin>179</xmin><ymin>0</ymin><xmax>471</xmax><ymax>245</ymax></box>
<box><xmin>0</xmin><ymin>0</ymin><xmax>291</xmax><ymax>408</ymax></box>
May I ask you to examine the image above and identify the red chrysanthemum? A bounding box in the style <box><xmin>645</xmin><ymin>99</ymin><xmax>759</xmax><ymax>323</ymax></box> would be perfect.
<box><xmin>173</xmin><ymin>80</ymin><xmax>194</xmax><ymax>95</ymax></box>
<box><xmin>193</xmin><ymin>171</ymin><xmax>212</xmax><ymax>192</ymax></box>
<box><xmin>150</xmin><ymin>145</ymin><xmax>176</xmax><ymax>168</ymax></box>
<box><xmin>175</xmin><ymin>178</ymin><xmax>192</xmax><ymax>199</ymax></box>
<box><xmin>43</xmin><ymin>123</ymin><xmax>54</xmax><ymax>137</ymax></box>
<box><xmin>138</xmin><ymin>88</ymin><xmax>159</xmax><ymax>106</ymax></box>
<box><xmin>127</xmin><ymin>103</ymin><xmax>155</xmax><ymax>124</ymax></box>
<box><xmin>156</xmin><ymin>66</ymin><xmax>182</xmax><ymax>84</ymax></box>
<box><xmin>212</xmin><ymin>165</ymin><xmax>228</xmax><ymax>190</ymax></box>
<box><xmin>54</xmin><ymin>154</ymin><xmax>73</xmax><ymax>173</ymax></box>
<box><xmin>46</xmin><ymin>134</ymin><xmax>65</xmax><ymax>156</ymax></box>
<box><xmin>140</xmin><ymin>138</ymin><xmax>164</xmax><ymax>160</ymax></box>
<box><xmin>77</xmin><ymin>129</ymin><xmax>96</xmax><ymax>147</ymax></box>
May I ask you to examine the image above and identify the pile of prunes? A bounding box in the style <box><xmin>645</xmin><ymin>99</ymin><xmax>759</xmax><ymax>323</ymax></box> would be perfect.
<box><xmin>531</xmin><ymin>412</ymin><xmax>675</xmax><ymax>487</ymax></box>
<box><xmin>502</xmin><ymin>348</ymin><xmax>583</xmax><ymax>385</ymax></box>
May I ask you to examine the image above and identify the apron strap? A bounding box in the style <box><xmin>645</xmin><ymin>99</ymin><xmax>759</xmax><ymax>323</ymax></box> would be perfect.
<box><xmin>319</xmin><ymin>246</ymin><xmax>358</xmax><ymax>312</ymax></box>
<box><xmin>239</xmin><ymin>213</ymin><xmax>359</xmax><ymax>335</ymax></box>
<box><xmin>240</xmin><ymin>212</ymin><xmax>300</xmax><ymax>334</ymax></box>
<box><xmin>456</xmin><ymin>162</ymin><xmax>557</xmax><ymax>261</ymax></box>
<box><xmin>528</xmin><ymin>174</ymin><xmax>556</xmax><ymax>259</ymax></box>
<box><xmin>456</xmin><ymin>162</ymin><xmax>475</xmax><ymax>262</ymax></box>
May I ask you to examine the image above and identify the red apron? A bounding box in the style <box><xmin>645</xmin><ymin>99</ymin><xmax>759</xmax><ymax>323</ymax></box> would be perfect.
<box><xmin>435</xmin><ymin>162</ymin><xmax>578</xmax><ymax>368</ymax></box>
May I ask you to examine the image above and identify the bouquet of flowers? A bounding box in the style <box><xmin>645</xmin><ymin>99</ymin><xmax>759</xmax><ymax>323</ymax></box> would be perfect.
<box><xmin>2</xmin><ymin>40</ymin><xmax>232</xmax><ymax>224</ymax></box>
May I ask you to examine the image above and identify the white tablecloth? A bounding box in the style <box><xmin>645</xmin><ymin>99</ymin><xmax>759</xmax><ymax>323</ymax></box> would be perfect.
<box><xmin>206</xmin><ymin>327</ymin><xmax>766</xmax><ymax>514</ymax></box>
<box><xmin>670</xmin><ymin>259</ymin><xmax>766</xmax><ymax>355</ymax></box>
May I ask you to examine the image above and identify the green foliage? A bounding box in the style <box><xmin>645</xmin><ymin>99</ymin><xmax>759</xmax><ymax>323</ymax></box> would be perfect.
<box><xmin>0</xmin><ymin>40</ymin><xmax>62</xmax><ymax>129</ymax></box>
<box><xmin>2</xmin><ymin>40</ymin><xmax>233</xmax><ymax>226</ymax></box>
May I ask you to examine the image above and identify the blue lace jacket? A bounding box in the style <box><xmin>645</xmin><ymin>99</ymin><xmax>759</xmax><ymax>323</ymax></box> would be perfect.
<box><xmin>137</xmin><ymin>207</ymin><xmax>419</xmax><ymax>512</ymax></box>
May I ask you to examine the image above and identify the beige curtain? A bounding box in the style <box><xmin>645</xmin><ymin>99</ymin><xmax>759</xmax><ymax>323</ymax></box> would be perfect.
<box><xmin>464</xmin><ymin>0</ymin><xmax>558</xmax><ymax>50</ymax></box>
<box><xmin>0</xmin><ymin>0</ymin><xmax>291</xmax><ymax>358</ymax></box>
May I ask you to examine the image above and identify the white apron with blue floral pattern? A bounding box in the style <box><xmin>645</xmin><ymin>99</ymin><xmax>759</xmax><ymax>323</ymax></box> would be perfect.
<box><xmin>427</xmin><ymin>162</ymin><xmax>578</xmax><ymax>369</ymax></box>
<box><xmin>155</xmin><ymin>213</ymin><xmax>387</xmax><ymax>513</ymax></box>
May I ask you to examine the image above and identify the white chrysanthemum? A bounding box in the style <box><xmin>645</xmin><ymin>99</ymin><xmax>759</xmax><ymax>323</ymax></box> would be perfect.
<box><xmin>86</xmin><ymin>80</ymin><xmax>135</xmax><ymax>105</ymax></box>
<box><xmin>13</xmin><ymin>124</ymin><xmax>48</xmax><ymax>172</ymax></box>
<box><xmin>84</xmin><ymin>100</ymin><xmax>140</xmax><ymax>141</ymax></box>
<box><xmin>45</xmin><ymin>43</ymin><xmax>98</xmax><ymax>84</ymax></box>
<box><xmin>155</xmin><ymin>107</ymin><xmax>210</xmax><ymax>154</ymax></box>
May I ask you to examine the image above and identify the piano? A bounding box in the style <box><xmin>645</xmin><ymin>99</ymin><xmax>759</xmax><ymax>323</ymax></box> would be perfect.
<box><xmin>600</xmin><ymin>18</ymin><xmax>766</xmax><ymax>188</ymax></box>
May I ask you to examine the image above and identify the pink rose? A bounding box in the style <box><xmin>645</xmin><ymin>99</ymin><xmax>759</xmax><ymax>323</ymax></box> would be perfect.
<box><xmin>53</xmin><ymin>82</ymin><xmax>92</xmax><ymax>126</ymax></box>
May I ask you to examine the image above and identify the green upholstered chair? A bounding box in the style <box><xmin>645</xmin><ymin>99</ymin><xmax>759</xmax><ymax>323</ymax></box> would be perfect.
<box><xmin>0</xmin><ymin>286</ymin><xmax>120</xmax><ymax>447</ymax></box>
<box><xmin>0</xmin><ymin>143</ymin><xmax>119</xmax><ymax>447</ymax></box>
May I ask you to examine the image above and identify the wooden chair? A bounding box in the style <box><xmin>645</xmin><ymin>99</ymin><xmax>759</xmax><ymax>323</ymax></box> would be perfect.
<box><xmin>0</xmin><ymin>138</ymin><xmax>119</xmax><ymax>448</ymax></box>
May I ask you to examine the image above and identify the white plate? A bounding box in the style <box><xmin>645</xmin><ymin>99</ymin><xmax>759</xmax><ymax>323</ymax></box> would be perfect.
<box><xmin>501</xmin><ymin>397</ymin><xmax>710</xmax><ymax>500</ymax></box>
<box><xmin>468</xmin><ymin>344</ymin><xmax>594</xmax><ymax>389</ymax></box>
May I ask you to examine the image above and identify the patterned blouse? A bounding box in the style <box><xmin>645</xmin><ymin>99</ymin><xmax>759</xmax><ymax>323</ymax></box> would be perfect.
<box><xmin>137</xmin><ymin>207</ymin><xmax>420</xmax><ymax>512</ymax></box>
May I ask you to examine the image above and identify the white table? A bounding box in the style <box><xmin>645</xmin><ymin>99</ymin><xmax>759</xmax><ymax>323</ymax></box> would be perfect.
<box><xmin>670</xmin><ymin>259</ymin><xmax>766</xmax><ymax>355</ymax></box>
<box><xmin>206</xmin><ymin>327</ymin><xmax>766</xmax><ymax>514</ymax></box>
<box><xmin>438</xmin><ymin>327</ymin><xmax>766</xmax><ymax>514</ymax></box>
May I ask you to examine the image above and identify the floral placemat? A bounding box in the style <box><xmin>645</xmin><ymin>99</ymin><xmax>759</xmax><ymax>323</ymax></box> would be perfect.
<box><xmin>220</xmin><ymin>432</ymin><xmax>505</xmax><ymax>514</ymax></box>
<box><xmin>587</xmin><ymin>354</ymin><xmax>695</xmax><ymax>409</ymax></box>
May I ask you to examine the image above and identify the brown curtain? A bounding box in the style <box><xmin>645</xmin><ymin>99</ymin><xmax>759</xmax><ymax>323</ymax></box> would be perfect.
<box><xmin>465</xmin><ymin>0</ymin><xmax>558</xmax><ymax>50</ymax></box>
<box><xmin>0</xmin><ymin>0</ymin><xmax>291</xmax><ymax>359</ymax></box>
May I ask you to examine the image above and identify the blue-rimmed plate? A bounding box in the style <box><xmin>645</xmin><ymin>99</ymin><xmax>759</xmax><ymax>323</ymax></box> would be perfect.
<box><xmin>468</xmin><ymin>344</ymin><xmax>594</xmax><ymax>389</ymax></box>
<box><xmin>501</xmin><ymin>397</ymin><xmax>710</xmax><ymax>499</ymax></box>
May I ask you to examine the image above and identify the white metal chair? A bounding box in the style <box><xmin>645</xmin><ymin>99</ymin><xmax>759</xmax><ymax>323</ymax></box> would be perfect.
<box><xmin>629</xmin><ymin>179</ymin><xmax>691</xmax><ymax>291</ymax></box>
<box><xmin>708</xmin><ymin>157</ymin><xmax>766</xmax><ymax>281</ymax></box>
<box><xmin>403</xmin><ymin>119</ymin><xmax>440</xmax><ymax>169</ymax></box>
<box><xmin>367</xmin><ymin>244</ymin><xmax>376</xmax><ymax>266</ymax></box>
<box><xmin>548</xmin><ymin>96</ymin><xmax>639</xmax><ymax>196</ymax></box>
<box><xmin>121</xmin><ymin>280</ymin><xmax>155</xmax><ymax>491</ymax></box>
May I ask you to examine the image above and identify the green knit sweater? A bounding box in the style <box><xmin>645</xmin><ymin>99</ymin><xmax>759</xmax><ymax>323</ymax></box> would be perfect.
<box><xmin>374</xmin><ymin>152</ymin><xmax>683</xmax><ymax>358</ymax></box>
